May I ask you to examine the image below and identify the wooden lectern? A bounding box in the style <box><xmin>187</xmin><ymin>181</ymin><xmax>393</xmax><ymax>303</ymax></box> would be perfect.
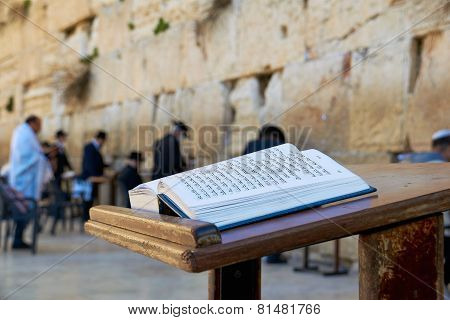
<box><xmin>85</xmin><ymin>163</ymin><xmax>450</xmax><ymax>299</ymax></box>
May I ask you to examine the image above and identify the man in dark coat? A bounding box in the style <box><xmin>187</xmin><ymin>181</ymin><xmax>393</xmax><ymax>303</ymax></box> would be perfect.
<box><xmin>53</xmin><ymin>130</ymin><xmax>72</xmax><ymax>186</ymax></box>
<box><xmin>81</xmin><ymin>131</ymin><xmax>107</xmax><ymax>181</ymax></box>
<box><xmin>151</xmin><ymin>121</ymin><xmax>188</xmax><ymax>180</ymax></box>
<box><xmin>118</xmin><ymin>151</ymin><xmax>143</xmax><ymax>208</ymax></box>
<box><xmin>80</xmin><ymin>131</ymin><xmax>108</xmax><ymax>221</ymax></box>
<box><xmin>242</xmin><ymin>125</ymin><xmax>286</xmax><ymax>155</ymax></box>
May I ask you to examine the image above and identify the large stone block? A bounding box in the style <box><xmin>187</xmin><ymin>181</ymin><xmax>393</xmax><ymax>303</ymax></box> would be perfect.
<box><xmin>86</xmin><ymin>55</ymin><xmax>128</xmax><ymax>107</ymax></box>
<box><xmin>0</xmin><ymin>20</ymin><xmax>23</xmax><ymax>60</ymax></box>
<box><xmin>347</xmin><ymin>42</ymin><xmax>406</xmax><ymax>153</ymax></box>
<box><xmin>47</xmin><ymin>0</ymin><xmax>93</xmax><ymax>31</ymax></box>
<box><xmin>0</xmin><ymin>120</ymin><xmax>18</xmax><ymax>164</ymax></box>
<box><xmin>113</xmin><ymin>99</ymin><xmax>153</xmax><ymax>158</ymax></box>
<box><xmin>189</xmin><ymin>81</ymin><xmax>231</xmax><ymax>164</ymax></box>
<box><xmin>177</xmin><ymin>21</ymin><xmax>210</xmax><ymax>88</ymax></box>
<box><xmin>18</xmin><ymin>39</ymin><xmax>62</xmax><ymax>84</ymax></box>
<box><xmin>270</xmin><ymin>55</ymin><xmax>351</xmax><ymax>153</ymax></box>
<box><xmin>160</xmin><ymin>0</ymin><xmax>222</xmax><ymax>23</ymax></box>
<box><xmin>314</xmin><ymin>0</ymin><xmax>388</xmax><ymax>45</ymax></box>
<box><xmin>191</xmin><ymin>2</ymin><xmax>236</xmax><ymax>83</ymax></box>
<box><xmin>141</xmin><ymin>23</ymin><xmax>185</xmax><ymax>93</ymax></box>
<box><xmin>93</xmin><ymin>3</ymin><xmax>130</xmax><ymax>54</ymax></box>
<box><xmin>64</xmin><ymin>112</ymin><xmax>89</xmax><ymax>170</ymax></box>
<box><xmin>131</xmin><ymin>0</ymin><xmax>162</xmax><ymax>28</ymax></box>
<box><xmin>405</xmin><ymin>29</ymin><xmax>450</xmax><ymax>151</ymax></box>
<box><xmin>234</xmin><ymin>0</ymin><xmax>305</xmax><ymax>75</ymax></box>
<box><xmin>150</xmin><ymin>88</ymin><xmax>193</xmax><ymax>127</ymax></box>
<box><xmin>228</xmin><ymin>77</ymin><xmax>262</xmax><ymax>155</ymax></box>
<box><xmin>229</xmin><ymin>77</ymin><xmax>262</xmax><ymax>124</ymax></box>
<box><xmin>0</xmin><ymin>58</ymin><xmax>19</xmax><ymax>99</ymax></box>
<box><xmin>259</xmin><ymin>72</ymin><xmax>283</xmax><ymax>124</ymax></box>
<box><xmin>22</xmin><ymin>88</ymin><xmax>54</xmax><ymax>117</ymax></box>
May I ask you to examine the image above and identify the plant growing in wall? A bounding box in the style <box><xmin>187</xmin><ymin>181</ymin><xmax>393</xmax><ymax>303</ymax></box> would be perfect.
<box><xmin>59</xmin><ymin>46</ymin><xmax>98</xmax><ymax>104</ymax></box>
<box><xmin>63</xmin><ymin>68</ymin><xmax>91</xmax><ymax>104</ymax></box>
<box><xmin>127</xmin><ymin>21</ymin><xmax>135</xmax><ymax>31</ymax></box>
<box><xmin>7</xmin><ymin>0</ymin><xmax>32</xmax><ymax>20</ymax></box>
<box><xmin>80</xmin><ymin>47</ymin><xmax>99</xmax><ymax>65</ymax></box>
<box><xmin>154</xmin><ymin>18</ymin><xmax>170</xmax><ymax>35</ymax></box>
<box><xmin>23</xmin><ymin>0</ymin><xmax>32</xmax><ymax>15</ymax></box>
<box><xmin>5</xmin><ymin>96</ymin><xmax>14</xmax><ymax>113</ymax></box>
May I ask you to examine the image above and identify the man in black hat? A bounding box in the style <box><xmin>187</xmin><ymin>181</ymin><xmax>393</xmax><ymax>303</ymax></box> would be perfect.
<box><xmin>80</xmin><ymin>130</ymin><xmax>108</xmax><ymax>222</ymax></box>
<box><xmin>118</xmin><ymin>151</ymin><xmax>144</xmax><ymax>208</ymax></box>
<box><xmin>242</xmin><ymin>125</ymin><xmax>286</xmax><ymax>155</ymax></box>
<box><xmin>81</xmin><ymin>131</ymin><xmax>108</xmax><ymax>182</ymax></box>
<box><xmin>151</xmin><ymin>121</ymin><xmax>188</xmax><ymax>180</ymax></box>
<box><xmin>53</xmin><ymin>129</ymin><xmax>73</xmax><ymax>187</ymax></box>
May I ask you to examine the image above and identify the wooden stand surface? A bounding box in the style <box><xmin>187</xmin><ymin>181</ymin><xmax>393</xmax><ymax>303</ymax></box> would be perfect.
<box><xmin>85</xmin><ymin>163</ymin><xmax>450</xmax><ymax>299</ymax></box>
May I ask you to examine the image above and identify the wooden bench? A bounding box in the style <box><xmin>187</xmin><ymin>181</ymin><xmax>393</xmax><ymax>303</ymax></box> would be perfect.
<box><xmin>85</xmin><ymin>163</ymin><xmax>450</xmax><ymax>299</ymax></box>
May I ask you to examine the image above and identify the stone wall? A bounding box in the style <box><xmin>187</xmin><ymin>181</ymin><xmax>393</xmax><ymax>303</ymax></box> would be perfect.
<box><xmin>0</xmin><ymin>0</ymin><xmax>449</xmax><ymax>260</ymax></box>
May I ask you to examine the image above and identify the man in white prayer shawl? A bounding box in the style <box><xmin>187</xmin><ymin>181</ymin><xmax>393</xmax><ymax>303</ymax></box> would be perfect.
<box><xmin>8</xmin><ymin>115</ymin><xmax>53</xmax><ymax>249</ymax></box>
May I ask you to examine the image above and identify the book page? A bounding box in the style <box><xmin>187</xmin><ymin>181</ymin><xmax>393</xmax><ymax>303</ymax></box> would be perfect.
<box><xmin>129</xmin><ymin>179</ymin><xmax>160</xmax><ymax>212</ymax></box>
<box><xmin>159</xmin><ymin>144</ymin><xmax>361</xmax><ymax>207</ymax></box>
<box><xmin>131</xmin><ymin>179</ymin><xmax>160</xmax><ymax>194</ymax></box>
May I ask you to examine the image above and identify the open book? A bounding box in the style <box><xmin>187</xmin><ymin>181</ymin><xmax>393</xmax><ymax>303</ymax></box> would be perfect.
<box><xmin>129</xmin><ymin>144</ymin><xmax>376</xmax><ymax>230</ymax></box>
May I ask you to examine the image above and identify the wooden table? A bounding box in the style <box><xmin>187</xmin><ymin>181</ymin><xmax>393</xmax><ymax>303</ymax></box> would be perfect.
<box><xmin>85</xmin><ymin>163</ymin><xmax>450</xmax><ymax>299</ymax></box>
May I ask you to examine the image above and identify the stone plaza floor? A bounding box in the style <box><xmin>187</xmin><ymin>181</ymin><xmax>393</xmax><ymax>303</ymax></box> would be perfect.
<box><xmin>0</xmin><ymin>229</ymin><xmax>359</xmax><ymax>300</ymax></box>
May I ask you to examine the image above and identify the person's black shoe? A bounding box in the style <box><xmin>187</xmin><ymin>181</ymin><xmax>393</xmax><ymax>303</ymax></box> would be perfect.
<box><xmin>12</xmin><ymin>242</ymin><xmax>32</xmax><ymax>250</ymax></box>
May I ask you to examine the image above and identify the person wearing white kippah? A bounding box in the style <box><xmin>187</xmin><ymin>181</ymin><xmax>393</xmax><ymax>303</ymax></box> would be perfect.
<box><xmin>431</xmin><ymin>129</ymin><xmax>450</xmax><ymax>162</ymax></box>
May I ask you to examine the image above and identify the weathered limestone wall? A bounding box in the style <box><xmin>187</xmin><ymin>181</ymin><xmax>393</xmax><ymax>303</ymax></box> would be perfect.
<box><xmin>1</xmin><ymin>0</ymin><xmax>449</xmax><ymax>261</ymax></box>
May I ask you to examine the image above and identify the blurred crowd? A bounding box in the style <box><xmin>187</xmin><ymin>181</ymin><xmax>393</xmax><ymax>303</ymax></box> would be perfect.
<box><xmin>0</xmin><ymin>115</ymin><xmax>449</xmax><ymax>292</ymax></box>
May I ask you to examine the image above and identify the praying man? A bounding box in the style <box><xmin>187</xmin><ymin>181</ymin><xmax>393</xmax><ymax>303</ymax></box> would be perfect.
<box><xmin>8</xmin><ymin>115</ymin><xmax>53</xmax><ymax>249</ymax></box>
